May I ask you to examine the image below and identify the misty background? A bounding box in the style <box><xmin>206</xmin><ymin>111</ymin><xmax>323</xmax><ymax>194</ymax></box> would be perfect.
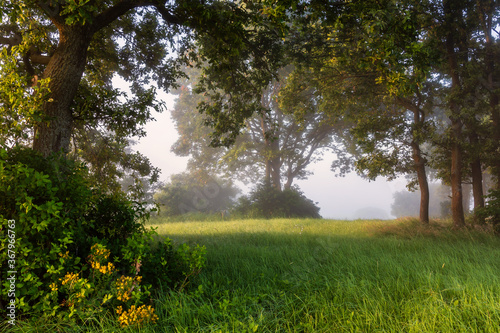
<box><xmin>132</xmin><ymin>91</ymin><xmax>414</xmax><ymax>220</ymax></box>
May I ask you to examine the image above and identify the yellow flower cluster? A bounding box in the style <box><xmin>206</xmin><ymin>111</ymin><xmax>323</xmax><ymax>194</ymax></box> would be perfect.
<box><xmin>116</xmin><ymin>304</ymin><xmax>158</xmax><ymax>327</ymax></box>
<box><xmin>90</xmin><ymin>244</ymin><xmax>111</xmax><ymax>260</ymax></box>
<box><xmin>75</xmin><ymin>290</ymin><xmax>87</xmax><ymax>299</ymax></box>
<box><xmin>49</xmin><ymin>282</ymin><xmax>58</xmax><ymax>292</ymax></box>
<box><xmin>59</xmin><ymin>251</ymin><xmax>70</xmax><ymax>259</ymax></box>
<box><xmin>91</xmin><ymin>261</ymin><xmax>115</xmax><ymax>275</ymax></box>
<box><xmin>89</xmin><ymin>243</ymin><xmax>115</xmax><ymax>275</ymax></box>
<box><xmin>115</xmin><ymin>275</ymin><xmax>142</xmax><ymax>302</ymax></box>
<box><xmin>60</xmin><ymin>272</ymin><xmax>79</xmax><ymax>288</ymax></box>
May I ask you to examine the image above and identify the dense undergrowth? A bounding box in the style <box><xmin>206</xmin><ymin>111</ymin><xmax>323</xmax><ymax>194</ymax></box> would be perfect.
<box><xmin>0</xmin><ymin>148</ymin><xmax>206</xmax><ymax>331</ymax></box>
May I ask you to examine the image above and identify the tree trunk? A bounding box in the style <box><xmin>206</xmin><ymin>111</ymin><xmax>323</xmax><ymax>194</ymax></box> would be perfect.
<box><xmin>264</xmin><ymin>159</ymin><xmax>271</xmax><ymax>186</ymax></box>
<box><xmin>449</xmin><ymin>117</ymin><xmax>465</xmax><ymax>228</ymax></box>
<box><xmin>469</xmin><ymin>134</ymin><xmax>485</xmax><ymax>224</ymax></box>
<box><xmin>270</xmin><ymin>152</ymin><xmax>281</xmax><ymax>190</ymax></box>
<box><xmin>33</xmin><ymin>25</ymin><xmax>92</xmax><ymax>156</ymax></box>
<box><xmin>412</xmin><ymin>141</ymin><xmax>429</xmax><ymax>224</ymax></box>
<box><xmin>283</xmin><ymin>175</ymin><xmax>293</xmax><ymax>191</ymax></box>
<box><xmin>462</xmin><ymin>183</ymin><xmax>471</xmax><ymax>215</ymax></box>
<box><xmin>261</xmin><ymin>114</ymin><xmax>281</xmax><ymax>190</ymax></box>
<box><xmin>444</xmin><ymin>0</ymin><xmax>465</xmax><ymax>228</ymax></box>
<box><xmin>489</xmin><ymin>94</ymin><xmax>500</xmax><ymax>190</ymax></box>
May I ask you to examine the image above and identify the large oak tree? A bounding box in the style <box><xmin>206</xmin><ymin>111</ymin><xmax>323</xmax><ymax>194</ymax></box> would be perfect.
<box><xmin>0</xmin><ymin>0</ymin><xmax>285</xmax><ymax>156</ymax></box>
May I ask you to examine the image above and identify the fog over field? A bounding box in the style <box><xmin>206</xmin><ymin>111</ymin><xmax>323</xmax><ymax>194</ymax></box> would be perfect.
<box><xmin>134</xmin><ymin>92</ymin><xmax>408</xmax><ymax>220</ymax></box>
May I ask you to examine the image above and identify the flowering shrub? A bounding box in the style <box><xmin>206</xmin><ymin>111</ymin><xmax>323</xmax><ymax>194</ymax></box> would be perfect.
<box><xmin>42</xmin><ymin>242</ymin><xmax>158</xmax><ymax>327</ymax></box>
<box><xmin>116</xmin><ymin>304</ymin><xmax>159</xmax><ymax>327</ymax></box>
<box><xmin>0</xmin><ymin>147</ymin><xmax>206</xmax><ymax>328</ymax></box>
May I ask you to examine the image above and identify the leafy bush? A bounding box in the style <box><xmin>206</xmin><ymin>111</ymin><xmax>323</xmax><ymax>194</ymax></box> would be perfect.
<box><xmin>233</xmin><ymin>183</ymin><xmax>321</xmax><ymax>219</ymax></box>
<box><xmin>141</xmin><ymin>238</ymin><xmax>206</xmax><ymax>291</ymax></box>
<box><xmin>154</xmin><ymin>171</ymin><xmax>238</xmax><ymax>217</ymax></box>
<box><xmin>76</xmin><ymin>193</ymin><xmax>149</xmax><ymax>262</ymax></box>
<box><xmin>0</xmin><ymin>147</ymin><xmax>91</xmax><ymax>316</ymax></box>
<box><xmin>477</xmin><ymin>189</ymin><xmax>500</xmax><ymax>233</ymax></box>
<box><xmin>0</xmin><ymin>147</ymin><xmax>206</xmax><ymax>327</ymax></box>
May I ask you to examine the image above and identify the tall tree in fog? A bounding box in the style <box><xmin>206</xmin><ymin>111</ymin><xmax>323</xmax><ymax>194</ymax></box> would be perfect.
<box><xmin>281</xmin><ymin>1</ymin><xmax>438</xmax><ymax>224</ymax></box>
<box><xmin>171</xmin><ymin>67</ymin><xmax>338</xmax><ymax>190</ymax></box>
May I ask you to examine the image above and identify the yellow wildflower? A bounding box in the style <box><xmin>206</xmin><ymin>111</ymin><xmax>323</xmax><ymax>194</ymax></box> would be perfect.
<box><xmin>116</xmin><ymin>304</ymin><xmax>158</xmax><ymax>327</ymax></box>
<box><xmin>59</xmin><ymin>251</ymin><xmax>70</xmax><ymax>259</ymax></box>
<box><xmin>60</xmin><ymin>272</ymin><xmax>79</xmax><ymax>288</ymax></box>
<box><xmin>114</xmin><ymin>275</ymin><xmax>141</xmax><ymax>302</ymax></box>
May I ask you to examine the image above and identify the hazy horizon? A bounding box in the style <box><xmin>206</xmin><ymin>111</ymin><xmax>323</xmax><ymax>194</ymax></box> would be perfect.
<box><xmin>131</xmin><ymin>91</ymin><xmax>413</xmax><ymax>220</ymax></box>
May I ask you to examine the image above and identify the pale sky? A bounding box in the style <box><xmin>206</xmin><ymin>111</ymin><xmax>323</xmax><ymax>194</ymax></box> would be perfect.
<box><xmin>131</xmin><ymin>90</ymin><xmax>408</xmax><ymax>219</ymax></box>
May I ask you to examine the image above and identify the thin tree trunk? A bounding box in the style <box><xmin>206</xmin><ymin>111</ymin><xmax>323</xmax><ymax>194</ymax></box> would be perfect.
<box><xmin>270</xmin><ymin>152</ymin><xmax>281</xmax><ymax>190</ymax></box>
<box><xmin>489</xmin><ymin>94</ymin><xmax>500</xmax><ymax>190</ymax></box>
<box><xmin>469</xmin><ymin>133</ymin><xmax>485</xmax><ymax>223</ymax></box>
<box><xmin>412</xmin><ymin>141</ymin><xmax>429</xmax><ymax>224</ymax></box>
<box><xmin>449</xmin><ymin>117</ymin><xmax>466</xmax><ymax>228</ymax></box>
<box><xmin>283</xmin><ymin>175</ymin><xmax>293</xmax><ymax>191</ymax></box>
<box><xmin>33</xmin><ymin>25</ymin><xmax>92</xmax><ymax>156</ymax></box>
<box><xmin>264</xmin><ymin>159</ymin><xmax>271</xmax><ymax>186</ymax></box>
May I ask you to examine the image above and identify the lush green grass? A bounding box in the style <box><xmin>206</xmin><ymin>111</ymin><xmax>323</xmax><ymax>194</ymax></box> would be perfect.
<box><xmin>8</xmin><ymin>218</ymin><xmax>500</xmax><ymax>332</ymax></box>
<box><xmin>138</xmin><ymin>218</ymin><xmax>500</xmax><ymax>332</ymax></box>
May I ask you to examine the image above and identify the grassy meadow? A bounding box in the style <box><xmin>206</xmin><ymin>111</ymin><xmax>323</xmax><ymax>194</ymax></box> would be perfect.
<box><xmin>10</xmin><ymin>218</ymin><xmax>500</xmax><ymax>332</ymax></box>
<box><xmin>132</xmin><ymin>217</ymin><xmax>500</xmax><ymax>333</ymax></box>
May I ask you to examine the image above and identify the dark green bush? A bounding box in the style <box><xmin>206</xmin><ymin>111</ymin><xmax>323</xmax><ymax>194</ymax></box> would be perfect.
<box><xmin>0</xmin><ymin>147</ymin><xmax>206</xmax><ymax>324</ymax></box>
<box><xmin>233</xmin><ymin>183</ymin><xmax>321</xmax><ymax>219</ymax></box>
<box><xmin>141</xmin><ymin>237</ymin><xmax>206</xmax><ymax>291</ymax></box>
<box><xmin>76</xmin><ymin>193</ymin><xmax>148</xmax><ymax>261</ymax></box>
<box><xmin>477</xmin><ymin>189</ymin><xmax>500</xmax><ymax>234</ymax></box>
<box><xmin>0</xmin><ymin>147</ymin><xmax>91</xmax><ymax>316</ymax></box>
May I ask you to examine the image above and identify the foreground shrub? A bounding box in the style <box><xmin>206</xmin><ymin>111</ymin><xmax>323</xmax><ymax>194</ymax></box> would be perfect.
<box><xmin>0</xmin><ymin>147</ymin><xmax>206</xmax><ymax>327</ymax></box>
<box><xmin>233</xmin><ymin>183</ymin><xmax>321</xmax><ymax>219</ymax></box>
<box><xmin>477</xmin><ymin>189</ymin><xmax>500</xmax><ymax>233</ymax></box>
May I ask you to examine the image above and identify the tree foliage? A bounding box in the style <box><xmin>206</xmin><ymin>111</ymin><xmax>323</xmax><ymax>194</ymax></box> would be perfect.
<box><xmin>280</xmin><ymin>0</ymin><xmax>500</xmax><ymax>227</ymax></box>
<box><xmin>0</xmin><ymin>0</ymin><xmax>287</xmax><ymax>156</ymax></box>
<box><xmin>154</xmin><ymin>170</ymin><xmax>239</xmax><ymax>217</ymax></box>
<box><xmin>171</xmin><ymin>66</ymin><xmax>338</xmax><ymax>190</ymax></box>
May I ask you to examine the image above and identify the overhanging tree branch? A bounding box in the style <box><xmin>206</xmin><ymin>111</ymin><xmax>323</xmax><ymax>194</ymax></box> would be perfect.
<box><xmin>91</xmin><ymin>0</ymin><xmax>183</xmax><ymax>34</ymax></box>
